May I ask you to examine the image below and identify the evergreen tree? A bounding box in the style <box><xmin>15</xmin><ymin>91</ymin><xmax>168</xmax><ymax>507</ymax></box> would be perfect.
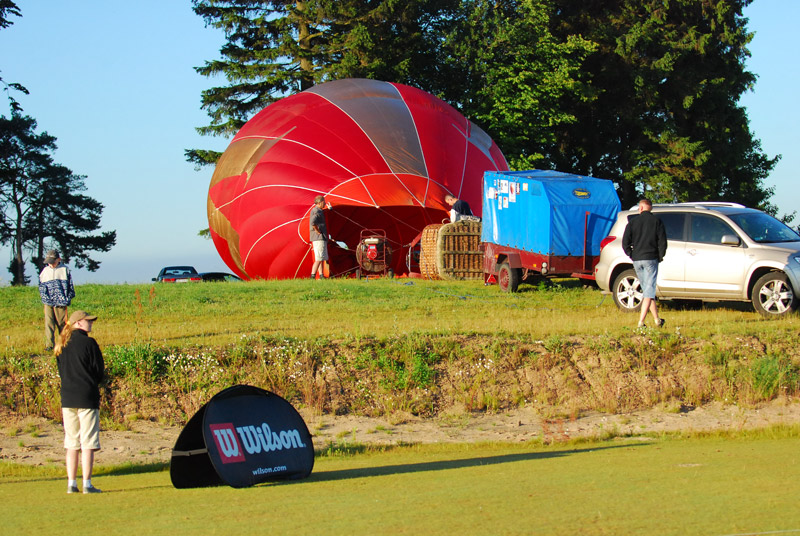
<box><xmin>548</xmin><ymin>0</ymin><xmax>778</xmax><ymax>209</ymax></box>
<box><xmin>0</xmin><ymin>0</ymin><xmax>27</xmax><ymax>112</ymax></box>
<box><xmin>189</xmin><ymin>0</ymin><xmax>458</xmax><ymax>166</ymax></box>
<box><xmin>191</xmin><ymin>0</ymin><xmax>778</xmax><ymax>213</ymax></box>
<box><xmin>0</xmin><ymin>112</ymin><xmax>116</xmax><ymax>285</ymax></box>
<box><xmin>0</xmin><ymin>0</ymin><xmax>19</xmax><ymax>27</ymax></box>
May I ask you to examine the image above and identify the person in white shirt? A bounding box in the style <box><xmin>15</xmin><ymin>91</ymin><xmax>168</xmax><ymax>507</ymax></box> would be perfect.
<box><xmin>38</xmin><ymin>250</ymin><xmax>75</xmax><ymax>350</ymax></box>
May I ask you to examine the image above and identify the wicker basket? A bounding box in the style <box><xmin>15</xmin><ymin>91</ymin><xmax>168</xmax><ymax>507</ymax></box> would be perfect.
<box><xmin>419</xmin><ymin>224</ymin><xmax>444</xmax><ymax>279</ymax></box>
<box><xmin>419</xmin><ymin>221</ymin><xmax>483</xmax><ymax>280</ymax></box>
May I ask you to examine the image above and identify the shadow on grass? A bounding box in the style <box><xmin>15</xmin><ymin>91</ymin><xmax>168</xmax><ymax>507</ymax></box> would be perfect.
<box><xmin>307</xmin><ymin>442</ymin><xmax>649</xmax><ymax>483</ymax></box>
<box><xmin>0</xmin><ymin>461</ymin><xmax>170</xmax><ymax>485</ymax></box>
<box><xmin>96</xmin><ymin>461</ymin><xmax>170</xmax><ymax>476</ymax></box>
<box><xmin>659</xmin><ymin>299</ymin><xmax>755</xmax><ymax>313</ymax></box>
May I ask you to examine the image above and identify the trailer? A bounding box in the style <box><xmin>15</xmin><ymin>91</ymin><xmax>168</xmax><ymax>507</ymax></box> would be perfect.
<box><xmin>482</xmin><ymin>170</ymin><xmax>621</xmax><ymax>292</ymax></box>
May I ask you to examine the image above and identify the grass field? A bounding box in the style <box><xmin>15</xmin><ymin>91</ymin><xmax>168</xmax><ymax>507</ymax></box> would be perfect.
<box><xmin>2</xmin><ymin>278</ymin><xmax>798</xmax><ymax>350</ymax></box>
<box><xmin>2</xmin><ymin>429</ymin><xmax>799</xmax><ymax>535</ymax></box>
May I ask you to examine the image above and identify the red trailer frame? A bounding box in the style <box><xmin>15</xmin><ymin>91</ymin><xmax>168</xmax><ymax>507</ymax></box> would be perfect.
<box><xmin>484</xmin><ymin>211</ymin><xmax>598</xmax><ymax>292</ymax></box>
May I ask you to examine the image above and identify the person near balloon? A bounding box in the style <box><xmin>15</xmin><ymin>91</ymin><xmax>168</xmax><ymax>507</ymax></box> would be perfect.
<box><xmin>38</xmin><ymin>249</ymin><xmax>75</xmax><ymax>351</ymax></box>
<box><xmin>55</xmin><ymin>310</ymin><xmax>105</xmax><ymax>494</ymax></box>
<box><xmin>309</xmin><ymin>195</ymin><xmax>330</xmax><ymax>279</ymax></box>
<box><xmin>445</xmin><ymin>194</ymin><xmax>474</xmax><ymax>223</ymax></box>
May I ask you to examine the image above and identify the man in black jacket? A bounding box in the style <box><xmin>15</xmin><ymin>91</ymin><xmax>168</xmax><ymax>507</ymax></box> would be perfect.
<box><xmin>622</xmin><ymin>199</ymin><xmax>668</xmax><ymax>328</ymax></box>
<box><xmin>445</xmin><ymin>194</ymin><xmax>473</xmax><ymax>222</ymax></box>
<box><xmin>55</xmin><ymin>310</ymin><xmax>105</xmax><ymax>494</ymax></box>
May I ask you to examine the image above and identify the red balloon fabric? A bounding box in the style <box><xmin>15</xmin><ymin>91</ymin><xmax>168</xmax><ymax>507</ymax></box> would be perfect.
<box><xmin>207</xmin><ymin>78</ymin><xmax>509</xmax><ymax>279</ymax></box>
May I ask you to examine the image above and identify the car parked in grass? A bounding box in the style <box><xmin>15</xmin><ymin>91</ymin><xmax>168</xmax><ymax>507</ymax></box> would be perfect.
<box><xmin>152</xmin><ymin>266</ymin><xmax>201</xmax><ymax>283</ymax></box>
<box><xmin>595</xmin><ymin>202</ymin><xmax>800</xmax><ymax>317</ymax></box>
<box><xmin>199</xmin><ymin>272</ymin><xmax>242</xmax><ymax>282</ymax></box>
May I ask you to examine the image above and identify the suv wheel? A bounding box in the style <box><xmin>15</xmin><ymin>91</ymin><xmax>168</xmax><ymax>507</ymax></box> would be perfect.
<box><xmin>612</xmin><ymin>268</ymin><xmax>642</xmax><ymax>312</ymax></box>
<box><xmin>752</xmin><ymin>272</ymin><xmax>798</xmax><ymax>317</ymax></box>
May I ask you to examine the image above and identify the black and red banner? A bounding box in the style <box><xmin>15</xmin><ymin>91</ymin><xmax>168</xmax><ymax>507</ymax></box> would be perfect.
<box><xmin>170</xmin><ymin>385</ymin><xmax>314</xmax><ymax>488</ymax></box>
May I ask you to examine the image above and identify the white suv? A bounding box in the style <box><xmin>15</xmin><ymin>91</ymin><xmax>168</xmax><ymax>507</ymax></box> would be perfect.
<box><xmin>595</xmin><ymin>203</ymin><xmax>800</xmax><ymax>317</ymax></box>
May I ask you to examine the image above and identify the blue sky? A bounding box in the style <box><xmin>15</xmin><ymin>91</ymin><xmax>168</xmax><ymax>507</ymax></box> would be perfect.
<box><xmin>1</xmin><ymin>1</ymin><xmax>797</xmax><ymax>285</ymax></box>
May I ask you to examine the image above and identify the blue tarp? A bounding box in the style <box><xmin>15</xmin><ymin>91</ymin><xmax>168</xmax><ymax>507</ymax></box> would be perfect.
<box><xmin>481</xmin><ymin>170</ymin><xmax>621</xmax><ymax>256</ymax></box>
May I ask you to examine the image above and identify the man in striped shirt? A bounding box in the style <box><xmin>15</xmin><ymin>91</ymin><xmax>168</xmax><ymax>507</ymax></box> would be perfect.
<box><xmin>39</xmin><ymin>250</ymin><xmax>75</xmax><ymax>351</ymax></box>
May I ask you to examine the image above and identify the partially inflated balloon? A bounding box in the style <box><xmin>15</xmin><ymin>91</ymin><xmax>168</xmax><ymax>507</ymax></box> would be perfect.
<box><xmin>207</xmin><ymin>78</ymin><xmax>508</xmax><ymax>279</ymax></box>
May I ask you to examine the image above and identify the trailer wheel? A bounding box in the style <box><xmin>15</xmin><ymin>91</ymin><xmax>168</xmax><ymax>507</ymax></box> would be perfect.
<box><xmin>612</xmin><ymin>268</ymin><xmax>642</xmax><ymax>312</ymax></box>
<box><xmin>498</xmin><ymin>263</ymin><xmax>521</xmax><ymax>293</ymax></box>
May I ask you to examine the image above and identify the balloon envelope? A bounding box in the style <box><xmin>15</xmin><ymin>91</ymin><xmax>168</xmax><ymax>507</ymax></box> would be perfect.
<box><xmin>207</xmin><ymin>78</ymin><xmax>508</xmax><ymax>279</ymax></box>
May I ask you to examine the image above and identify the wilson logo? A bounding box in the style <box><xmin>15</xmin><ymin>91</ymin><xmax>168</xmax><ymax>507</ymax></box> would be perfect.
<box><xmin>235</xmin><ymin>423</ymin><xmax>307</xmax><ymax>454</ymax></box>
<box><xmin>209</xmin><ymin>422</ymin><xmax>307</xmax><ymax>464</ymax></box>
<box><xmin>209</xmin><ymin>423</ymin><xmax>245</xmax><ymax>464</ymax></box>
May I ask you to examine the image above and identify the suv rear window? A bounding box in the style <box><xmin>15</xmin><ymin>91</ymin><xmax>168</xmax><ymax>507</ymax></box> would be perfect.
<box><xmin>657</xmin><ymin>213</ymin><xmax>686</xmax><ymax>240</ymax></box>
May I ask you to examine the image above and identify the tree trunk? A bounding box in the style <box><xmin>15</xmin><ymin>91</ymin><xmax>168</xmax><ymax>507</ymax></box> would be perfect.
<box><xmin>296</xmin><ymin>1</ymin><xmax>315</xmax><ymax>91</ymax></box>
<box><xmin>11</xmin><ymin>237</ymin><xmax>27</xmax><ymax>286</ymax></box>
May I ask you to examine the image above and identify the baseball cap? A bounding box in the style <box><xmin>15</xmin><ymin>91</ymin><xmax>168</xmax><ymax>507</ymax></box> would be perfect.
<box><xmin>68</xmin><ymin>310</ymin><xmax>98</xmax><ymax>325</ymax></box>
<box><xmin>44</xmin><ymin>250</ymin><xmax>60</xmax><ymax>264</ymax></box>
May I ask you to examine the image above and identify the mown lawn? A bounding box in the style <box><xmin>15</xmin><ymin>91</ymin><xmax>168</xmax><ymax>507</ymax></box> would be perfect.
<box><xmin>2</xmin><ymin>429</ymin><xmax>799</xmax><ymax>535</ymax></box>
<box><xmin>2</xmin><ymin>278</ymin><xmax>798</xmax><ymax>353</ymax></box>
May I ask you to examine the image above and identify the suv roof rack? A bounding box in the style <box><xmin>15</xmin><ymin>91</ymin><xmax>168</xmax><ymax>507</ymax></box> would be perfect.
<box><xmin>628</xmin><ymin>202</ymin><xmax>746</xmax><ymax>210</ymax></box>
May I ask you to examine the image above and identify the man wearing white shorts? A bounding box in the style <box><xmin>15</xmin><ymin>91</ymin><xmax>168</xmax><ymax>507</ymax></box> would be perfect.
<box><xmin>309</xmin><ymin>195</ymin><xmax>330</xmax><ymax>279</ymax></box>
<box><xmin>55</xmin><ymin>310</ymin><xmax>105</xmax><ymax>494</ymax></box>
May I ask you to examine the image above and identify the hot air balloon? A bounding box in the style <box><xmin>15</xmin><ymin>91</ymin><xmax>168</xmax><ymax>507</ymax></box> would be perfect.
<box><xmin>207</xmin><ymin>78</ymin><xmax>508</xmax><ymax>280</ymax></box>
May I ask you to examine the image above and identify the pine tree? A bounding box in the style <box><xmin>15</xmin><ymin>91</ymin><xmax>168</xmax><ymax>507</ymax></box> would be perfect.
<box><xmin>0</xmin><ymin>112</ymin><xmax>115</xmax><ymax>285</ymax></box>
<box><xmin>547</xmin><ymin>0</ymin><xmax>778</xmax><ymax>209</ymax></box>
<box><xmin>188</xmin><ymin>0</ymin><xmax>458</xmax><ymax>166</ymax></box>
<box><xmin>0</xmin><ymin>0</ymin><xmax>27</xmax><ymax>113</ymax></box>
<box><xmin>191</xmin><ymin>0</ymin><xmax>778</xmax><ymax>213</ymax></box>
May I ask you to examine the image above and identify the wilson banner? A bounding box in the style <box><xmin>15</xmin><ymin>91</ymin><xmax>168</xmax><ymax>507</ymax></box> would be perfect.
<box><xmin>170</xmin><ymin>385</ymin><xmax>314</xmax><ymax>488</ymax></box>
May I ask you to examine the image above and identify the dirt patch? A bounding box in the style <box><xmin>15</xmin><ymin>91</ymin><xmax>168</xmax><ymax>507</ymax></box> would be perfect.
<box><xmin>3</xmin><ymin>399</ymin><xmax>800</xmax><ymax>467</ymax></box>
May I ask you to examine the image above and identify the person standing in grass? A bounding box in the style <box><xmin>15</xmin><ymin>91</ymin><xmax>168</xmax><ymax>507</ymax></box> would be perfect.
<box><xmin>622</xmin><ymin>198</ymin><xmax>667</xmax><ymax>329</ymax></box>
<box><xmin>39</xmin><ymin>250</ymin><xmax>75</xmax><ymax>351</ymax></box>
<box><xmin>55</xmin><ymin>310</ymin><xmax>105</xmax><ymax>494</ymax></box>
<box><xmin>309</xmin><ymin>195</ymin><xmax>330</xmax><ymax>279</ymax></box>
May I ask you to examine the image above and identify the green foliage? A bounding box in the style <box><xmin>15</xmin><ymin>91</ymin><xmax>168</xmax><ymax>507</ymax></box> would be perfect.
<box><xmin>104</xmin><ymin>343</ymin><xmax>172</xmax><ymax>379</ymax></box>
<box><xmin>703</xmin><ymin>342</ymin><xmax>733</xmax><ymax>367</ymax></box>
<box><xmin>748</xmin><ymin>354</ymin><xmax>799</xmax><ymax>399</ymax></box>
<box><xmin>0</xmin><ymin>1</ymin><xmax>27</xmax><ymax>114</ymax></box>
<box><xmin>543</xmin><ymin>334</ymin><xmax>566</xmax><ymax>355</ymax></box>
<box><xmin>353</xmin><ymin>337</ymin><xmax>432</xmax><ymax>390</ymax></box>
<box><xmin>3</xmin><ymin>280</ymin><xmax>800</xmax><ymax>424</ymax></box>
<box><xmin>440</xmin><ymin>0</ymin><xmax>595</xmax><ymax>169</ymax></box>
<box><xmin>547</xmin><ymin>0</ymin><xmax>777</xmax><ymax>208</ymax></box>
<box><xmin>0</xmin><ymin>352</ymin><xmax>61</xmax><ymax>418</ymax></box>
<box><xmin>0</xmin><ymin>1</ymin><xmax>21</xmax><ymax>30</ymax></box>
<box><xmin>189</xmin><ymin>0</ymin><xmax>457</xmax><ymax>160</ymax></box>
<box><xmin>190</xmin><ymin>0</ymin><xmax>776</xmax><ymax>211</ymax></box>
